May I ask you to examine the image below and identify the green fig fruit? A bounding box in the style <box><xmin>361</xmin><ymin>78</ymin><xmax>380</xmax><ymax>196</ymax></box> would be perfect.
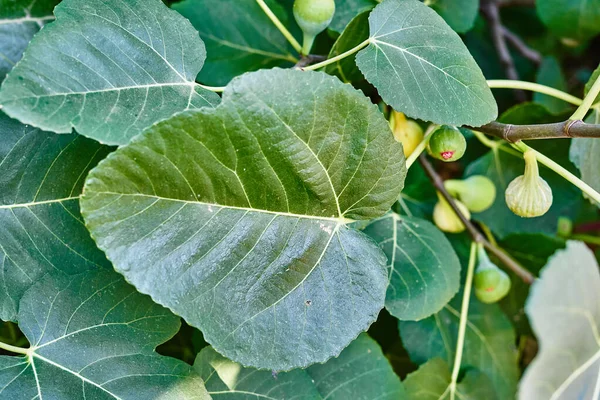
<box><xmin>556</xmin><ymin>216</ymin><xmax>573</xmax><ymax>237</ymax></box>
<box><xmin>293</xmin><ymin>0</ymin><xmax>335</xmax><ymax>54</ymax></box>
<box><xmin>390</xmin><ymin>110</ymin><xmax>424</xmax><ymax>157</ymax></box>
<box><xmin>505</xmin><ymin>150</ymin><xmax>553</xmax><ymax>218</ymax></box>
<box><xmin>426</xmin><ymin>125</ymin><xmax>467</xmax><ymax>162</ymax></box>
<box><xmin>433</xmin><ymin>192</ymin><xmax>471</xmax><ymax>233</ymax></box>
<box><xmin>474</xmin><ymin>247</ymin><xmax>511</xmax><ymax>304</ymax></box>
<box><xmin>444</xmin><ymin>175</ymin><xmax>497</xmax><ymax>213</ymax></box>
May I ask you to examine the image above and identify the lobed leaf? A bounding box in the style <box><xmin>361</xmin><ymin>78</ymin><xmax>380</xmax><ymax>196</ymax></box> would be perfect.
<box><xmin>362</xmin><ymin>213</ymin><xmax>461</xmax><ymax>321</ymax></box>
<box><xmin>356</xmin><ymin>0</ymin><xmax>497</xmax><ymax>126</ymax></box>
<box><xmin>81</xmin><ymin>68</ymin><xmax>406</xmax><ymax>370</ymax></box>
<box><xmin>0</xmin><ymin>0</ymin><xmax>220</xmax><ymax>145</ymax></box>
<box><xmin>0</xmin><ymin>269</ymin><xmax>209</xmax><ymax>399</ymax></box>
<box><xmin>0</xmin><ymin>112</ymin><xmax>111</xmax><ymax>322</ymax></box>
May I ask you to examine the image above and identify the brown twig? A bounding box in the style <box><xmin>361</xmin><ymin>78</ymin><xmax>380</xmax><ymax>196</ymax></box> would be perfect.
<box><xmin>471</xmin><ymin>120</ymin><xmax>600</xmax><ymax>142</ymax></box>
<box><xmin>419</xmin><ymin>154</ymin><xmax>535</xmax><ymax>284</ymax></box>
<box><xmin>501</xmin><ymin>27</ymin><xmax>542</xmax><ymax>65</ymax></box>
<box><xmin>481</xmin><ymin>0</ymin><xmax>527</xmax><ymax>102</ymax></box>
<box><xmin>294</xmin><ymin>54</ymin><xmax>327</xmax><ymax>68</ymax></box>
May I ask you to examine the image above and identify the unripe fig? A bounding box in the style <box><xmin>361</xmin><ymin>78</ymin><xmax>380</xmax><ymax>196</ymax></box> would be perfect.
<box><xmin>444</xmin><ymin>175</ymin><xmax>497</xmax><ymax>213</ymax></box>
<box><xmin>390</xmin><ymin>110</ymin><xmax>424</xmax><ymax>157</ymax></box>
<box><xmin>433</xmin><ymin>193</ymin><xmax>471</xmax><ymax>233</ymax></box>
<box><xmin>556</xmin><ymin>216</ymin><xmax>573</xmax><ymax>237</ymax></box>
<box><xmin>505</xmin><ymin>151</ymin><xmax>553</xmax><ymax>218</ymax></box>
<box><xmin>293</xmin><ymin>0</ymin><xmax>335</xmax><ymax>54</ymax></box>
<box><xmin>474</xmin><ymin>247</ymin><xmax>511</xmax><ymax>304</ymax></box>
<box><xmin>427</xmin><ymin>125</ymin><xmax>466</xmax><ymax>162</ymax></box>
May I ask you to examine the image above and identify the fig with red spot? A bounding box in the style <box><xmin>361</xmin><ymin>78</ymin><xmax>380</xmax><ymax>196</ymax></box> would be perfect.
<box><xmin>427</xmin><ymin>125</ymin><xmax>467</xmax><ymax>162</ymax></box>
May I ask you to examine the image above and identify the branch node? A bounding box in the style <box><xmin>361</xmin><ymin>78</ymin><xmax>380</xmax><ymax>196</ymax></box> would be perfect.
<box><xmin>564</xmin><ymin>119</ymin><xmax>581</xmax><ymax>138</ymax></box>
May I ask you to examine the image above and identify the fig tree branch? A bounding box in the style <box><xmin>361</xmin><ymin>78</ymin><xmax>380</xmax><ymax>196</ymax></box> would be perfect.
<box><xmin>419</xmin><ymin>154</ymin><xmax>535</xmax><ymax>284</ymax></box>
<box><xmin>473</xmin><ymin>120</ymin><xmax>600</xmax><ymax>141</ymax></box>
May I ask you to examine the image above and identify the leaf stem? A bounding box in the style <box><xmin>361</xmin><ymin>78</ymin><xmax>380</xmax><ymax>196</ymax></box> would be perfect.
<box><xmin>571</xmin><ymin>73</ymin><xmax>600</xmax><ymax>120</ymax></box>
<box><xmin>569</xmin><ymin>234</ymin><xmax>600</xmax><ymax>246</ymax></box>
<box><xmin>449</xmin><ymin>241</ymin><xmax>478</xmax><ymax>400</ymax></box>
<box><xmin>511</xmin><ymin>141</ymin><xmax>600</xmax><ymax>205</ymax></box>
<box><xmin>486</xmin><ymin>80</ymin><xmax>583</xmax><ymax>106</ymax></box>
<box><xmin>255</xmin><ymin>0</ymin><xmax>302</xmax><ymax>54</ymax></box>
<box><xmin>196</xmin><ymin>83</ymin><xmax>226</xmax><ymax>93</ymax></box>
<box><xmin>0</xmin><ymin>340</ymin><xmax>29</xmax><ymax>356</ymax></box>
<box><xmin>405</xmin><ymin>124</ymin><xmax>437</xmax><ymax>169</ymax></box>
<box><xmin>470</xmin><ymin>129</ymin><xmax>522</xmax><ymax>157</ymax></box>
<box><xmin>302</xmin><ymin>38</ymin><xmax>371</xmax><ymax>71</ymax></box>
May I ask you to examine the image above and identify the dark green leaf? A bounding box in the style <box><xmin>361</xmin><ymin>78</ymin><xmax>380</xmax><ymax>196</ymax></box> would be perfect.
<box><xmin>533</xmin><ymin>57</ymin><xmax>571</xmax><ymax>115</ymax></box>
<box><xmin>81</xmin><ymin>69</ymin><xmax>406</xmax><ymax>370</ymax></box>
<box><xmin>173</xmin><ymin>0</ymin><xmax>298</xmax><ymax>87</ymax></box>
<box><xmin>429</xmin><ymin>0</ymin><xmax>479</xmax><ymax>33</ymax></box>
<box><xmin>356</xmin><ymin>0</ymin><xmax>497</xmax><ymax>126</ymax></box>
<box><xmin>362</xmin><ymin>214</ymin><xmax>461</xmax><ymax>321</ymax></box>
<box><xmin>537</xmin><ymin>0</ymin><xmax>600</xmax><ymax>41</ymax></box>
<box><xmin>195</xmin><ymin>334</ymin><xmax>405</xmax><ymax>399</ymax></box>
<box><xmin>0</xmin><ymin>112</ymin><xmax>111</xmax><ymax>322</ymax></box>
<box><xmin>0</xmin><ymin>0</ymin><xmax>220</xmax><ymax>145</ymax></box>
<box><xmin>498</xmin><ymin>102</ymin><xmax>570</xmax><ymax>125</ymax></box>
<box><xmin>400</xmin><ymin>293</ymin><xmax>519</xmax><ymax>399</ymax></box>
<box><xmin>330</xmin><ymin>0</ymin><xmax>377</xmax><ymax>33</ymax></box>
<box><xmin>0</xmin><ymin>269</ymin><xmax>209</xmax><ymax>399</ymax></box>
<box><xmin>403</xmin><ymin>358</ymin><xmax>497</xmax><ymax>399</ymax></box>
<box><xmin>325</xmin><ymin>11</ymin><xmax>370</xmax><ymax>83</ymax></box>
<box><xmin>0</xmin><ymin>0</ymin><xmax>60</xmax><ymax>82</ymax></box>
<box><xmin>520</xmin><ymin>241</ymin><xmax>600</xmax><ymax>399</ymax></box>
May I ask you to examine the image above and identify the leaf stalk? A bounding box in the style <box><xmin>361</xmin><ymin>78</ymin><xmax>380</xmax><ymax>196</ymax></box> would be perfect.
<box><xmin>255</xmin><ymin>0</ymin><xmax>303</xmax><ymax>54</ymax></box>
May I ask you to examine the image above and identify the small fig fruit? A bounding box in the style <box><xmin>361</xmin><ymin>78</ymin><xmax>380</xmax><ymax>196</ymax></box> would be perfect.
<box><xmin>505</xmin><ymin>150</ymin><xmax>553</xmax><ymax>218</ymax></box>
<box><xmin>444</xmin><ymin>175</ymin><xmax>496</xmax><ymax>213</ymax></box>
<box><xmin>433</xmin><ymin>192</ymin><xmax>471</xmax><ymax>233</ymax></box>
<box><xmin>293</xmin><ymin>0</ymin><xmax>335</xmax><ymax>54</ymax></box>
<box><xmin>474</xmin><ymin>247</ymin><xmax>511</xmax><ymax>304</ymax></box>
<box><xmin>556</xmin><ymin>216</ymin><xmax>573</xmax><ymax>237</ymax></box>
<box><xmin>427</xmin><ymin>125</ymin><xmax>466</xmax><ymax>162</ymax></box>
<box><xmin>390</xmin><ymin>110</ymin><xmax>424</xmax><ymax>157</ymax></box>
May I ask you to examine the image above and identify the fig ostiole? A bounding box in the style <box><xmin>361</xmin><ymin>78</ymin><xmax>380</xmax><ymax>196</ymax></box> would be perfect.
<box><xmin>444</xmin><ymin>175</ymin><xmax>497</xmax><ymax>213</ymax></box>
<box><xmin>426</xmin><ymin>125</ymin><xmax>467</xmax><ymax>162</ymax></box>
<box><xmin>390</xmin><ymin>110</ymin><xmax>424</xmax><ymax>157</ymax></box>
<box><xmin>433</xmin><ymin>192</ymin><xmax>471</xmax><ymax>233</ymax></box>
<box><xmin>474</xmin><ymin>246</ymin><xmax>511</xmax><ymax>304</ymax></box>
<box><xmin>505</xmin><ymin>150</ymin><xmax>553</xmax><ymax>218</ymax></box>
<box><xmin>293</xmin><ymin>0</ymin><xmax>335</xmax><ymax>55</ymax></box>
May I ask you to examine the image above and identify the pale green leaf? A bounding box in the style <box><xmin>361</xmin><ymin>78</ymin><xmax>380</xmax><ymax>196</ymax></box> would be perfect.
<box><xmin>362</xmin><ymin>213</ymin><xmax>460</xmax><ymax>321</ymax></box>
<box><xmin>195</xmin><ymin>334</ymin><xmax>405</xmax><ymax>399</ymax></box>
<box><xmin>0</xmin><ymin>111</ymin><xmax>111</xmax><ymax>322</ymax></box>
<box><xmin>173</xmin><ymin>0</ymin><xmax>298</xmax><ymax>87</ymax></box>
<box><xmin>429</xmin><ymin>0</ymin><xmax>479</xmax><ymax>33</ymax></box>
<box><xmin>537</xmin><ymin>0</ymin><xmax>600</xmax><ymax>41</ymax></box>
<box><xmin>584</xmin><ymin>64</ymin><xmax>600</xmax><ymax>103</ymax></box>
<box><xmin>0</xmin><ymin>0</ymin><xmax>59</xmax><ymax>82</ymax></box>
<box><xmin>400</xmin><ymin>293</ymin><xmax>519</xmax><ymax>399</ymax></box>
<box><xmin>325</xmin><ymin>11</ymin><xmax>370</xmax><ymax>84</ymax></box>
<box><xmin>0</xmin><ymin>269</ymin><xmax>209</xmax><ymax>399</ymax></box>
<box><xmin>403</xmin><ymin>358</ymin><xmax>497</xmax><ymax>400</ymax></box>
<box><xmin>520</xmin><ymin>241</ymin><xmax>600</xmax><ymax>400</ymax></box>
<box><xmin>356</xmin><ymin>0</ymin><xmax>497</xmax><ymax>126</ymax></box>
<box><xmin>570</xmin><ymin>111</ymin><xmax>600</xmax><ymax>207</ymax></box>
<box><xmin>330</xmin><ymin>0</ymin><xmax>377</xmax><ymax>33</ymax></box>
<box><xmin>81</xmin><ymin>69</ymin><xmax>406</xmax><ymax>370</ymax></box>
<box><xmin>0</xmin><ymin>0</ymin><xmax>220</xmax><ymax>145</ymax></box>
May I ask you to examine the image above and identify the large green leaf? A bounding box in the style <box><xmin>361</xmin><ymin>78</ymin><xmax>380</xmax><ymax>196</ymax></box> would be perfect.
<box><xmin>173</xmin><ymin>0</ymin><xmax>298</xmax><ymax>87</ymax></box>
<box><xmin>362</xmin><ymin>213</ymin><xmax>460</xmax><ymax>321</ymax></box>
<box><xmin>570</xmin><ymin>111</ymin><xmax>600</xmax><ymax>207</ymax></box>
<box><xmin>465</xmin><ymin>140</ymin><xmax>582</xmax><ymax>238</ymax></box>
<box><xmin>403</xmin><ymin>358</ymin><xmax>497</xmax><ymax>399</ymax></box>
<box><xmin>0</xmin><ymin>269</ymin><xmax>209</xmax><ymax>399</ymax></box>
<box><xmin>195</xmin><ymin>334</ymin><xmax>405</xmax><ymax>399</ymax></box>
<box><xmin>537</xmin><ymin>0</ymin><xmax>600</xmax><ymax>41</ymax></box>
<box><xmin>400</xmin><ymin>293</ymin><xmax>519</xmax><ymax>399</ymax></box>
<box><xmin>520</xmin><ymin>241</ymin><xmax>600</xmax><ymax>400</ymax></box>
<box><xmin>429</xmin><ymin>0</ymin><xmax>479</xmax><ymax>33</ymax></box>
<box><xmin>0</xmin><ymin>0</ymin><xmax>60</xmax><ymax>83</ymax></box>
<box><xmin>0</xmin><ymin>112</ymin><xmax>111</xmax><ymax>322</ymax></box>
<box><xmin>356</xmin><ymin>0</ymin><xmax>497</xmax><ymax>126</ymax></box>
<box><xmin>81</xmin><ymin>69</ymin><xmax>406</xmax><ymax>370</ymax></box>
<box><xmin>330</xmin><ymin>0</ymin><xmax>377</xmax><ymax>33</ymax></box>
<box><xmin>0</xmin><ymin>0</ymin><xmax>220</xmax><ymax>145</ymax></box>
<box><xmin>325</xmin><ymin>11</ymin><xmax>370</xmax><ymax>84</ymax></box>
